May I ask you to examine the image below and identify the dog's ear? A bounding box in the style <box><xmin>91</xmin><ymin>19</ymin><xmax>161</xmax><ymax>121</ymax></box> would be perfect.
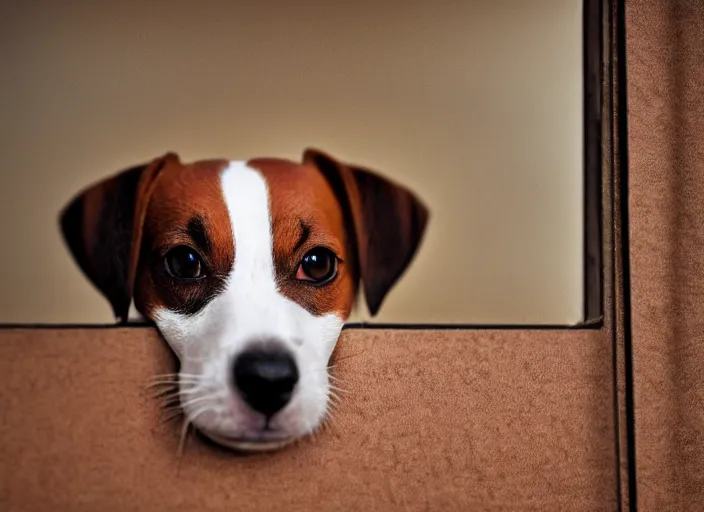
<box><xmin>303</xmin><ymin>148</ymin><xmax>429</xmax><ymax>316</ymax></box>
<box><xmin>59</xmin><ymin>153</ymin><xmax>178</xmax><ymax>323</ymax></box>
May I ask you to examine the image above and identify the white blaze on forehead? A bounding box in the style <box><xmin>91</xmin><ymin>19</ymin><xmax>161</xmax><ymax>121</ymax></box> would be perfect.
<box><xmin>224</xmin><ymin>161</ymin><xmax>277</xmax><ymax>295</ymax></box>
<box><xmin>220</xmin><ymin>161</ymin><xmax>343</xmax><ymax>348</ymax></box>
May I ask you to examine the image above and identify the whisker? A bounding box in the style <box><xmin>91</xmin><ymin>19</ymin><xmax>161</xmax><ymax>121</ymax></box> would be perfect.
<box><xmin>155</xmin><ymin>389</ymin><xmax>178</xmax><ymax>403</ymax></box>
<box><xmin>324</xmin><ymin>401</ymin><xmax>340</xmax><ymax>418</ymax></box>
<box><xmin>147</xmin><ymin>381</ymin><xmax>177</xmax><ymax>389</ymax></box>
<box><xmin>153</xmin><ymin>386</ymin><xmax>201</xmax><ymax>400</ymax></box>
<box><xmin>151</xmin><ymin>372</ymin><xmax>202</xmax><ymax>379</ymax></box>
<box><xmin>162</xmin><ymin>392</ymin><xmax>218</xmax><ymax>412</ymax></box>
<box><xmin>152</xmin><ymin>385</ymin><xmax>177</xmax><ymax>398</ymax></box>
<box><xmin>161</xmin><ymin>410</ymin><xmax>184</xmax><ymax>424</ymax></box>
<box><xmin>147</xmin><ymin>379</ymin><xmax>201</xmax><ymax>389</ymax></box>
<box><xmin>148</xmin><ymin>373</ymin><xmax>203</xmax><ymax>382</ymax></box>
<box><xmin>321</xmin><ymin>413</ymin><xmax>333</xmax><ymax>434</ymax></box>
<box><xmin>159</xmin><ymin>396</ymin><xmax>181</xmax><ymax>409</ymax></box>
<box><xmin>161</xmin><ymin>404</ymin><xmax>183</xmax><ymax>413</ymax></box>
<box><xmin>328</xmin><ymin>404</ymin><xmax>341</xmax><ymax>418</ymax></box>
<box><xmin>160</xmin><ymin>391</ymin><xmax>216</xmax><ymax>411</ymax></box>
<box><xmin>153</xmin><ymin>385</ymin><xmax>190</xmax><ymax>399</ymax></box>
<box><xmin>177</xmin><ymin>419</ymin><xmax>191</xmax><ymax>458</ymax></box>
<box><xmin>160</xmin><ymin>398</ymin><xmax>181</xmax><ymax>409</ymax></box>
<box><xmin>149</xmin><ymin>375</ymin><xmax>202</xmax><ymax>382</ymax></box>
<box><xmin>152</xmin><ymin>372</ymin><xmax>181</xmax><ymax>378</ymax></box>
<box><xmin>329</xmin><ymin>350</ymin><xmax>365</xmax><ymax>363</ymax></box>
<box><xmin>160</xmin><ymin>396</ymin><xmax>181</xmax><ymax>408</ymax></box>
<box><xmin>320</xmin><ymin>408</ymin><xmax>338</xmax><ymax>436</ymax></box>
<box><xmin>175</xmin><ymin>405</ymin><xmax>213</xmax><ymax>459</ymax></box>
<box><xmin>303</xmin><ymin>367</ymin><xmax>346</xmax><ymax>388</ymax></box>
<box><xmin>324</xmin><ymin>407</ymin><xmax>340</xmax><ymax>429</ymax></box>
<box><xmin>179</xmin><ymin>394</ymin><xmax>218</xmax><ymax>409</ymax></box>
<box><xmin>148</xmin><ymin>377</ymin><xmax>203</xmax><ymax>386</ymax></box>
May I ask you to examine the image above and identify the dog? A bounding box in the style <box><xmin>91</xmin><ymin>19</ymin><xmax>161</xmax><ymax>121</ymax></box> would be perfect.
<box><xmin>59</xmin><ymin>148</ymin><xmax>429</xmax><ymax>452</ymax></box>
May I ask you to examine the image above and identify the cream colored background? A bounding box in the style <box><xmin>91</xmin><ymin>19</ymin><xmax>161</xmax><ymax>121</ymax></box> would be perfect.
<box><xmin>0</xmin><ymin>0</ymin><xmax>583</xmax><ymax>325</ymax></box>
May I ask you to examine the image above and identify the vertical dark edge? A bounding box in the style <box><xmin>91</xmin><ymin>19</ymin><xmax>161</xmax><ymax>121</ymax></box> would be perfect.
<box><xmin>597</xmin><ymin>0</ymin><xmax>624</xmax><ymax>508</ymax></box>
<box><xmin>608</xmin><ymin>0</ymin><xmax>637</xmax><ymax>509</ymax></box>
<box><xmin>614</xmin><ymin>0</ymin><xmax>637</xmax><ymax>509</ymax></box>
<box><xmin>598</xmin><ymin>0</ymin><xmax>636</xmax><ymax>509</ymax></box>
<box><xmin>584</xmin><ymin>0</ymin><xmax>604</xmax><ymax>324</ymax></box>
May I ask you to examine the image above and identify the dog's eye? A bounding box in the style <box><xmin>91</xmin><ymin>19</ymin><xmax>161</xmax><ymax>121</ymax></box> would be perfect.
<box><xmin>164</xmin><ymin>246</ymin><xmax>205</xmax><ymax>280</ymax></box>
<box><xmin>296</xmin><ymin>247</ymin><xmax>337</xmax><ymax>284</ymax></box>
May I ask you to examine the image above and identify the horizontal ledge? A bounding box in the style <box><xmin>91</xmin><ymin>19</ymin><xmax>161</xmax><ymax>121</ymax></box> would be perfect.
<box><xmin>0</xmin><ymin>319</ymin><xmax>604</xmax><ymax>332</ymax></box>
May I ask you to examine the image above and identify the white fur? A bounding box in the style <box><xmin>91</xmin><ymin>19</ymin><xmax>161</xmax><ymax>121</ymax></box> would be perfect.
<box><xmin>153</xmin><ymin>161</ymin><xmax>344</xmax><ymax>451</ymax></box>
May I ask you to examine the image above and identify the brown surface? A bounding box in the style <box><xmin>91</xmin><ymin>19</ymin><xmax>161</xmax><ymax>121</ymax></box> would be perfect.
<box><xmin>627</xmin><ymin>0</ymin><xmax>704</xmax><ymax>509</ymax></box>
<box><xmin>0</xmin><ymin>327</ymin><xmax>618</xmax><ymax>511</ymax></box>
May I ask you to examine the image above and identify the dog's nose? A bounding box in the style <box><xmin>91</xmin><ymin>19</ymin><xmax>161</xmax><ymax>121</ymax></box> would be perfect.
<box><xmin>232</xmin><ymin>347</ymin><xmax>299</xmax><ymax>417</ymax></box>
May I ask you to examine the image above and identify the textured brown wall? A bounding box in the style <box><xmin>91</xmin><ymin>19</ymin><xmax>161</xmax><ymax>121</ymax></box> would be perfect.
<box><xmin>0</xmin><ymin>328</ymin><xmax>618</xmax><ymax>511</ymax></box>
<box><xmin>627</xmin><ymin>0</ymin><xmax>704</xmax><ymax>509</ymax></box>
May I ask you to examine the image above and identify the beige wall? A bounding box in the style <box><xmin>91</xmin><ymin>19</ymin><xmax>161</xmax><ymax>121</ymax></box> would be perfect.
<box><xmin>0</xmin><ymin>0</ymin><xmax>583</xmax><ymax>325</ymax></box>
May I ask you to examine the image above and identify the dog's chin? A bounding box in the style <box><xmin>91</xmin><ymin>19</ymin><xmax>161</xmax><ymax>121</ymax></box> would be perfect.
<box><xmin>201</xmin><ymin>430</ymin><xmax>296</xmax><ymax>453</ymax></box>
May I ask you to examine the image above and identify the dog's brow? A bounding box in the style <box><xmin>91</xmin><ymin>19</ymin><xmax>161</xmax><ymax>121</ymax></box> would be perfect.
<box><xmin>293</xmin><ymin>220</ymin><xmax>310</xmax><ymax>252</ymax></box>
<box><xmin>186</xmin><ymin>216</ymin><xmax>212</xmax><ymax>254</ymax></box>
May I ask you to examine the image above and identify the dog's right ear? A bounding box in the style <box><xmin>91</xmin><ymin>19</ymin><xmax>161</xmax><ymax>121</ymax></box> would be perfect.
<box><xmin>303</xmin><ymin>148</ymin><xmax>429</xmax><ymax>316</ymax></box>
<box><xmin>59</xmin><ymin>153</ymin><xmax>178</xmax><ymax>323</ymax></box>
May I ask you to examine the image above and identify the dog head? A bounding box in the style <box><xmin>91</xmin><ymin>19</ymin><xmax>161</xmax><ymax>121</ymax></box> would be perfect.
<box><xmin>59</xmin><ymin>148</ymin><xmax>428</xmax><ymax>451</ymax></box>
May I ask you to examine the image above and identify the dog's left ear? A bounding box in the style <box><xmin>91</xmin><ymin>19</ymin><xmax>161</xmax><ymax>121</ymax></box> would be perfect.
<box><xmin>59</xmin><ymin>153</ymin><xmax>178</xmax><ymax>323</ymax></box>
<box><xmin>303</xmin><ymin>148</ymin><xmax>429</xmax><ymax>316</ymax></box>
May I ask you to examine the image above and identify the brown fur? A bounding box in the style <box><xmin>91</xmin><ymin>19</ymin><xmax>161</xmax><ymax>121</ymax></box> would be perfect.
<box><xmin>249</xmin><ymin>158</ymin><xmax>358</xmax><ymax>319</ymax></box>
<box><xmin>134</xmin><ymin>158</ymin><xmax>234</xmax><ymax>317</ymax></box>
